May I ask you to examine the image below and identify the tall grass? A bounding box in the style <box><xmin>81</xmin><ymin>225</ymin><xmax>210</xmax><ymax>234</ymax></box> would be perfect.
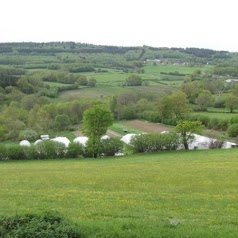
<box><xmin>1</xmin><ymin>149</ymin><xmax>238</xmax><ymax>237</ymax></box>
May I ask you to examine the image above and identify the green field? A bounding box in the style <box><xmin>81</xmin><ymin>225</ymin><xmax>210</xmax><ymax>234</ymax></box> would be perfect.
<box><xmin>193</xmin><ymin>110</ymin><xmax>238</xmax><ymax>120</ymax></box>
<box><xmin>1</xmin><ymin>149</ymin><xmax>238</xmax><ymax>237</ymax></box>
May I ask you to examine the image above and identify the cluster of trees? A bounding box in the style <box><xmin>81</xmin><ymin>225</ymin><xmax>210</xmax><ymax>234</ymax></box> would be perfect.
<box><xmin>0</xmin><ymin>69</ymin><xmax>97</xmax><ymax>103</ymax></box>
<box><xmin>0</xmin><ymin>98</ymin><xmax>93</xmax><ymax>141</ymax></box>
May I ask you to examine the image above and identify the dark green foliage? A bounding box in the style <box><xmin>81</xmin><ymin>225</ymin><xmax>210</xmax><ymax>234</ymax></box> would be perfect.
<box><xmin>0</xmin><ymin>73</ymin><xmax>19</xmax><ymax>88</ymax></box>
<box><xmin>0</xmin><ymin>144</ymin><xmax>7</xmax><ymax>160</ymax></box>
<box><xmin>214</xmin><ymin>97</ymin><xmax>225</xmax><ymax>108</ymax></box>
<box><xmin>6</xmin><ymin>145</ymin><xmax>26</xmax><ymax>160</ymax></box>
<box><xmin>82</xmin><ymin>105</ymin><xmax>113</xmax><ymax>158</ymax></box>
<box><xmin>54</xmin><ymin>114</ymin><xmax>71</xmax><ymax>131</ymax></box>
<box><xmin>175</xmin><ymin>120</ymin><xmax>204</xmax><ymax>150</ymax></box>
<box><xmin>214</xmin><ymin>66</ymin><xmax>238</xmax><ymax>77</ymax></box>
<box><xmin>161</xmin><ymin>118</ymin><xmax>177</xmax><ymax>126</ymax></box>
<box><xmin>101</xmin><ymin>137</ymin><xmax>124</xmax><ymax>156</ymax></box>
<box><xmin>35</xmin><ymin>141</ymin><xmax>66</xmax><ymax>159</ymax></box>
<box><xmin>87</xmin><ymin>78</ymin><xmax>96</xmax><ymax>87</ymax></box>
<box><xmin>0</xmin><ymin>212</ymin><xmax>81</xmax><ymax>238</ymax></box>
<box><xmin>68</xmin><ymin>64</ymin><xmax>94</xmax><ymax>73</ymax></box>
<box><xmin>227</xmin><ymin>123</ymin><xmax>238</xmax><ymax>137</ymax></box>
<box><xmin>230</xmin><ymin>116</ymin><xmax>238</xmax><ymax>125</ymax></box>
<box><xmin>207</xmin><ymin>118</ymin><xmax>222</xmax><ymax>130</ymax></box>
<box><xmin>197</xmin><ymin>115</ymin><xmax>210</xmax><ymax>127</ymax></box>
<box><xmin>78</xmin><ymin>75</ymin><xmax>88</xmax><ymax>86</ymax></box>
<box><xmin>217</xmin><ymin>119</ymin><xmax>229</xmax><ymax>131</ymax></box>
<box><xmin>125</xmin><ymin>74</ymin><xmax>142</xmax><ymax>86</ymax></box>
<box><xmin>22</xmin><ymin>145</ymin><xmax>39</xmax><ymax>160</ymax></box>
<box><xmin>66</xmin><ymin>142</ymin><xmax>84</xmax><ymax>158</ymax></box>
<box><xmin>39</xmin><ymin>86</ymin><xmax>59</xmax><ymax>98</ymax></box>
<box><xmin>142</xmin><ymin>111</ymin><xmax>161</xmax><ymax>123</ymax></box>
<box><xmin>130</xmin><ymin>132</ymin><xmax>180</xmax><ymax>153</ymax></box>
<box><xmin>18</xmin><ymin>129</ymin><xmax>39</xmax><ymax>142</ymax></box>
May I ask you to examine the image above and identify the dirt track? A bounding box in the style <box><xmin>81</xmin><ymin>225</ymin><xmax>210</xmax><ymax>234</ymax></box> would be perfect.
<box><xmin>122</xmin><ymin>120</ymin><xmax>173</xmax><ymax>133</ymax></box>
<box><xmin>73</xmin><ymin>120</ymin><xmax>173</xmax><ymax>138</ymax></box>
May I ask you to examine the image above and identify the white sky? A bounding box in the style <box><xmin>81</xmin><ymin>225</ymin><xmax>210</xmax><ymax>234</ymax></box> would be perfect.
<box><xmin>1</xmin><ymin>0</ymin><xmax>238</xmax><ymax>52</ymax></box>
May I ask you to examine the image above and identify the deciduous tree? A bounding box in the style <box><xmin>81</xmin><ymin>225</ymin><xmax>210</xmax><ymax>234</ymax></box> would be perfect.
<box><xmin>82</xmin><ymin>104</ymin><xmax>113</xmax><ymax>158</ymax></box>
<box><xmin>175</xmin><ymin>120</ymin><xmax>204</xmax><ymax>150</ymax></box>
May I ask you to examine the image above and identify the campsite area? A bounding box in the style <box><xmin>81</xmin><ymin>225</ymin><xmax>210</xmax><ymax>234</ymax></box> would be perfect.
<box><xmin>1</xmin><ymin>43</ymin><xmax>238</xmax><ymax>237</ymax></box>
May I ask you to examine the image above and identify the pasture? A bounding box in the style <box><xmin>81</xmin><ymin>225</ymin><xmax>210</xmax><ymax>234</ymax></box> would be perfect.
<box><xmin>58</xmin><ymin>64</ymin><xmax>207</xmax><ymax>100</ymax></box>
<box><xmin>1</xmin><ymin>149</ymin><xmax>238</xmax><ymax>237</ymax></box>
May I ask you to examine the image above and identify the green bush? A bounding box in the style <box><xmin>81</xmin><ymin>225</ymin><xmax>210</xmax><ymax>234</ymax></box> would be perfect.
<box><xmin>208</xmin><ymin>118</ymin><xmax>220</xmax><ymax>130</ymax></box>
<box><xmin>7</xmin><ymin>145</ymin><xmax>26</xmax><ymax>160</ymax></box>
<box><xmin>208</xmin><ymin>118</ymin><xmax>228</xmax><ymax>131</ymax></box>
<box><xmin>217</xmin><ymin>119</ymin><xmax>229</xmax><ymax>131</ymax></box>
<box><xmin>227</xmin><ymin>123</ymin><xmax>238</xmax><ymax>137</ymax></box>
<box><xmin>66</xmin><ymin>142</ymin><xmax>84</xmax><ymax>158</ymax></box>
<box><xmin>21</xmin><ymin>145</ymin><xmax>38</xmax><ymax>160</ymax></box>
<box><xmin>230</xmin><ymin>116</ymin><xmax>238</xmax><ymax>125</ymax></box>
<box><xmin>101</xmin><ymin>137</ymin><xmax>124</xmax><ymax>156</ymax></box>
<box><xmin>162</xmin><ymin>132</ymin><xmax>181</xmax><ymax>151</ymax></box>
<box><xmin>142</xmin><ymin>111</ymin><xmax>162</xmax><ymax>123</ymax></box>
<box><xmin>161</xmin><ymin>118</ymin><xmax>177</xmax><ymax>126</ymax></box>
<box><xmin>197</xmin><ymin>115</ymin><xmax>210</xmax><ymax>127</ymax></box>
<box><xmin>130</xmin><ymin>132</ymin><xmax>180</xmax><ymax>153</ymax></box>
<box><xmin>19</xmin><ymin>129</ymin><xmax>39</xmax><ymax>142</ymax></box>
<box><xmin>35</xmin><ymin>141</ymin><xmax>66</xmax><ymax>159</ymax></box>
<box><xmin>0</xmin><ymin>144</ymin><xmax>7</xmax><ymax>160</ymax></box>
<box><xmin>0</xmin><ymin>212</ymin><xmax>81</xmax><ymax>238</ymax></box>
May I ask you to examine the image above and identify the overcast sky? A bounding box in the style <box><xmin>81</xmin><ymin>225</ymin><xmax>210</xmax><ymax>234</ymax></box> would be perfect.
<box><xmin>1</xmin><ymin>0</ymin><xmax>238</xmax><ymax>52</ymax></box>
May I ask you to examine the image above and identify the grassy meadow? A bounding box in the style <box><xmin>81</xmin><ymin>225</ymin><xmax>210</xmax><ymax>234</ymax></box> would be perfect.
<box><xmin>1</xmin><ymin>149</ymin><xmax>238</xmax><ymax>237</ymax></box>
<box><xmin>58</xmin><ymin>64</ymin><xmax>197</xmax><ymax>100</ymax></box>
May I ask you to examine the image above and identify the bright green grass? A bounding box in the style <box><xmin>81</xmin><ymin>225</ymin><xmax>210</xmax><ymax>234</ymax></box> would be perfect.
<box><xmin>144</xmin><ymin>64</ymin><xmax>212</xmax><ymax>76</ymax></box>
<box><xmin>44</xmin><ymin>81</ymin><xmax>73</xmax><ymax>87</ymax></box>
<box><xmin>59</xmin><ymin>84</ymin><xmax>174</xmax><ymax>100</ymax></box>
<box><xmin>193</xmin><ymin>111</ymin><xmax>238</xmax><ymax>120</ymax></box>
<box><xmin>1</xmin><ymin>149</ymin><xmax>238</xmax><ymax>237</ymax></box>
<box><xmin>109</xmin><ymin>121</ymin><xmax>143</xmax><ymax>134</ymax></box>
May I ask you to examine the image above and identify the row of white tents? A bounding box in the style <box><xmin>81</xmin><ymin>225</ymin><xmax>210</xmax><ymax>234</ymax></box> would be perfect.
<box><xmin>19</xmin><ymin>132</ymin><xmax>237</xmax><ymax>151</ymax></box>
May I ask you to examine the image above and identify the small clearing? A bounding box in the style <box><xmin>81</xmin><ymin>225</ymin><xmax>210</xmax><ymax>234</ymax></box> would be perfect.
<box><xmin>122</xmin><ymin>120</ymin><xmax>173</xmax><ymax>133</ymax></box>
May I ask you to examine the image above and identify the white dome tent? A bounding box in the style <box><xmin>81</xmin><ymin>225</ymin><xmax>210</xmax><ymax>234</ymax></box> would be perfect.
<box><xmin>120</xmin><ymin>133</ymin><xmax>137</xmax><ymax>144</ymax></box>
<box><xmin>73</xmin><ymin>136</ymin><xmax>89</xmax><ymax>146</ymax></box>
<box><xmin>19</xmin><ymin>140</ymin><xmax>31</xmax><ymax>147</ymax></box>
<box><xmin>51</xmin><ymin>137</ymin><xmax>71</xmax><ymax>147</ymax></box>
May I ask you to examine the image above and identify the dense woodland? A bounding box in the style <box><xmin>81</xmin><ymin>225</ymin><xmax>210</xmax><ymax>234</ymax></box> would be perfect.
<box><xmin>1</xmin><ymin>42</ymin><xmax>238</xmax><ymax>142</ymax></box>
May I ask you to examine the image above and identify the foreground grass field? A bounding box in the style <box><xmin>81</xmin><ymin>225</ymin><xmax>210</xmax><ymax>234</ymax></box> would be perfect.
<box><xmin>1</xmin><ymin>149</ymin><xmax>238</xmax><ymax>237</ymax></box>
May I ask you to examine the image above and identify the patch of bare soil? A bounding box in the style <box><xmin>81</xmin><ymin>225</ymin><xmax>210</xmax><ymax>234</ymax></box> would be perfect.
<box><xmin>122</xmin><ymin>120</ymin><xmax>173</xmax><ymax>133</ymax></box>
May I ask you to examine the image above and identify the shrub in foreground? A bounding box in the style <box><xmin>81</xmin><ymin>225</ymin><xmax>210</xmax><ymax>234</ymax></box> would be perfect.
<box><xmin>6</xmin><ymin>145</ymin><xmax>26</xmax><ymax>160</ymax></box>
<box><xmin>66</xmin><ymin>142</ymin><xmax>84</xmax><ymax>158</ymax></box>
<box><xmin>0</xmin><ymin>212</ymin><xmax>81</xmax><ymax>238</ymax></box>
<box><xmin>101</xmin><ymin>137</ymin><xmax>124</xmax><ymax>156</ymax></box>
<box><xmin>35</xmin><ymin>141</ymin><xmax>66</xmax><ymax>159</ymax></box>
<box><xmin>0</xmin><ymin>144</ymin><xmax>7</xmax><ymax>160</ymax></box>
<box><xmin>227</xmin><ymin>123</ymin><xmax>238</xmax><ymax>137</ymax></box>
<box><xmin>130</xmin><ymin>132</ymin><xmax>180</xmax><ymax>153</ymax></box>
